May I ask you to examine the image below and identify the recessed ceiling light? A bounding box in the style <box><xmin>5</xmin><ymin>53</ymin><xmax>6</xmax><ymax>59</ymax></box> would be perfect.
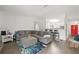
<box><xmin>50</xmin><ymin>19</ymin><xmax>59</xmax><ymax>22</ymax></box>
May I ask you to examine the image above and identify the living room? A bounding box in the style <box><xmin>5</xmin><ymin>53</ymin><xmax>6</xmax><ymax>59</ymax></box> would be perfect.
<box><xmin>0</xmin><ymin>5</ymin><xmax>79</xmax><ymax>54</ymax></box>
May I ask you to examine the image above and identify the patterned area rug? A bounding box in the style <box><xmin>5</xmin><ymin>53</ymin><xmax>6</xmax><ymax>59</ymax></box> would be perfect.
<box><xmin>18</xmin><ymin>41</ymin><xmax>45</xmax><ymax>54</ymax></box>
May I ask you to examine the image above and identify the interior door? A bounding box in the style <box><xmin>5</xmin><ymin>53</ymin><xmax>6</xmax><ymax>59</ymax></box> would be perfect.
<box><xmin>71</xmin><ymin>25</ymin><xmax>78</xmax><ymax>36</ymax></box>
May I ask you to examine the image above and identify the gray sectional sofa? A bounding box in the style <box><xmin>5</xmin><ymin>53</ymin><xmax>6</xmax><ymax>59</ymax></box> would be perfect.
<box><xmin>14</xmin><ymin>30</ymin><xmax>53</xmax><ymax>54</ymax></box>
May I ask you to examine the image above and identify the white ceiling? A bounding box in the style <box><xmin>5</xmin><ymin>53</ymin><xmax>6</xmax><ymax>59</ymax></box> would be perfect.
<box><xmin>0</xmin><ymin>5</ymin><xmax>79</xmax><ymax>17</ymax></box>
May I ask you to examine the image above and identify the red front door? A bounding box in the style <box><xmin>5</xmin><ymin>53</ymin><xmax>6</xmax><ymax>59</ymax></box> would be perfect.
<box><xmin>71</xmin><ymin>25</ymin><xmax>78</xmax><ymax>36</ymax></box>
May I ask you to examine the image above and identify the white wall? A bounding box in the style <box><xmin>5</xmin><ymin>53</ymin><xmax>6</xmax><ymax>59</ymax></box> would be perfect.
<box><xmin>37</xmin><ymin>17</ymin><xmax>46</xmax><ymax>31</ymax></box>
<box><xmin>0</xmin><ymin>11</ymin><xmax>45</xmax><ymax>34</ymax></box>
<box><xmin>0</xmin><ymin>15</ymin><xmax>40</xmax><ymax>33</ymax></box>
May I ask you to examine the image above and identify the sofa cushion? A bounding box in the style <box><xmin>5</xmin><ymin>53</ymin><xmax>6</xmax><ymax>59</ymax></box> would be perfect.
<box><xmin>15</xmin><ymin>31</ymin><xmax>29</xmax><ymax>40</ymax></box>
<box><xmin>39</xmin><ymin>35</ymin><xmax>52</xmax><ymax>44</ymax></box>
<box><xmin>74</xmin><ymin>35</ymin><xmax>79</xmax><ymax>41</ymax></box>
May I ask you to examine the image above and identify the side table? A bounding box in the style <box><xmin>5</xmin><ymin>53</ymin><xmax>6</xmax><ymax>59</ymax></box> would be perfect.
<box><xmin>2</xmin><ymin>35</ymin><xmax>13</xmax><ymax>43</ymax></box>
